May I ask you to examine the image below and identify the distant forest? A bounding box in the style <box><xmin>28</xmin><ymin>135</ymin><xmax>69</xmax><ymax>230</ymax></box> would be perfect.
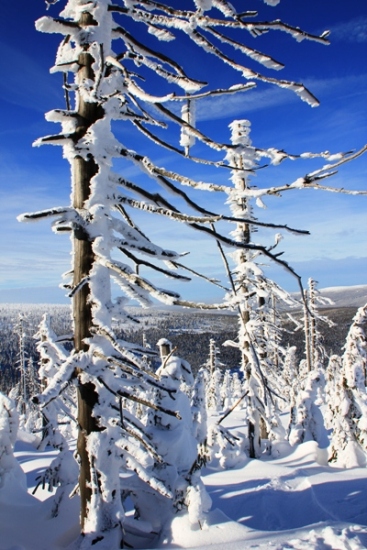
<box><xmin>0</xmin><ymin>304</ymin><xmax>358</xmax><ymax>395</ymax></box>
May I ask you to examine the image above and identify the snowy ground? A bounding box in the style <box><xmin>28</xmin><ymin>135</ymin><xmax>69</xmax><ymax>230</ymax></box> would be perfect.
<box><xmin>1</xmin><ymin>412</ymin><xmax>367</xmax><ymax>550</ymax></box>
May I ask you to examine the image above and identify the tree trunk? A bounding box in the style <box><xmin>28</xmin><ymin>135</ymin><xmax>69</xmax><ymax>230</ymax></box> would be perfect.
<box><xmin>303</xmin><ymin>290</ymin><xmax>312</xmax><ymax>372</ymax></box>
<box><xmin>73</xmin><ymin>13</ymin><xmax>103</xmax><ymax>529</ymax></box>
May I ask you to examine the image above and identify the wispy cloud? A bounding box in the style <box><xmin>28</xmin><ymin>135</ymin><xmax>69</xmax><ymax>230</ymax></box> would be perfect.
<box><xmin>0</xmin><ymin>42</ymin><xmax>62</xmax><ymax>111</ymax></box>
<box><xmin>195</xmin><ymin>85</ymin><xmax>297</xmax><ymax>121</ymax></box>
<box><xmin>192</xmin><ymin>73</ymin><xmax>367</xmax><ymax>122</ymax></box>
<box><xmin>328</xmin><ymin>16</ymin><xmax>367</xmax><ymax>43</ymax></box>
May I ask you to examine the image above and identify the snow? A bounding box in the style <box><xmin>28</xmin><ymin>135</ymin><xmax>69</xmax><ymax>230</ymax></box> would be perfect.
<box><xmin>1</xmin><ymin>409</ymin><xmax>367</xmax><ymax>550</ymax></box>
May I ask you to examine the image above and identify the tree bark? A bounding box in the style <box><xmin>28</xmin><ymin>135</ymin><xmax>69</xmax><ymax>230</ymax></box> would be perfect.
<box><xmin>73</xmin><ymin>12</ymin><xmax>103</xmax><ymax>529</ymax></box>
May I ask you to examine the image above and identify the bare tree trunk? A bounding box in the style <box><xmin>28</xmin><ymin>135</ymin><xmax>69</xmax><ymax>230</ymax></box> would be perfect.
<box><xmin>303</xmin><ymin>290</ymin><xmax>312</xmax><ymax>372</ymax></box>
<box><xmin>309</xmin><ymin>279</ymin><xmax>317</xmax><ymax>366</ymax></box>
<box><xmin>73</xmin><ymin>13</ymin><xmax>103</xmax><ymax>528</ymax></box>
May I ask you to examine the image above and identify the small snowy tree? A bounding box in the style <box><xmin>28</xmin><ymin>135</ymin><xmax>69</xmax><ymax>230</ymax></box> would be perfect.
<box><xmin>136</xmin><ymin>347</ymin><xmax>211</xmax><ymax>530</ymax></box>
<box><xmin>203</xmin><ymin>339</ymin><xmax>224</xmax><ymax>412</ymax></box>
<box><xmin>221</xmin><ymin>369</ymin><xmax>233</xmax><ymax>409</ymax></box>
<box><xmin>0</xmin><ymin>393</ymin><xmax>26</xmax><ymax>494</ymax></box>
<box><xmin>324</xmin><ymin>354</ymin><xmax>342</xmax><ymax>430</ymax></box>
<box><xmin>288</xmin><ymin>368</ymin><xmax>328</xmax><ymax>449</ymax></box>
<box><xmin>302</xmin><ymin>279</ymin><xmax>334</xmax><ymax>371</ymax></box>
<box><xmin>10</xmin><ymin>315</ymin><xmax>29</xmax><ymax>418</ymax></box>
<box><xmin>329</xmin><ymin>304</ymin><xmax>367</xmax><ymax>467</ymax></box>
<box><xmin>35</xmin><ymin>313</ymin><xmax>77</xmax><ymax>449</ymax></box>
<box><xmin>191</xmin><ymin>367</ymin><xmax>209</xmax><ymax>451</ymax></box>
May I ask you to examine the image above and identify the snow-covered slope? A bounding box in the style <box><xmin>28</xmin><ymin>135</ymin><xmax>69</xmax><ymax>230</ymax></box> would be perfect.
<box><xmin>292</xmin><ymin>284</ymin><xmax>367</xmax><ymax>308</ymax></box>
<box><xmin>318</xmin><ymin>285</ymin><xmax>367</xmax><ymax>308</ymax></box>
<box><xmin>2</xmin><ymin>412</ymin><xmax>367</xmax><ymax>550</ymax></box>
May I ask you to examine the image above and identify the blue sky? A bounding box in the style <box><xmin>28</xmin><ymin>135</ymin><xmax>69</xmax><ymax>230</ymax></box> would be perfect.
<box><xmin>0</xmin><ymin>0</ymin><xmax>366</xmax><ymax>304</ymax></box>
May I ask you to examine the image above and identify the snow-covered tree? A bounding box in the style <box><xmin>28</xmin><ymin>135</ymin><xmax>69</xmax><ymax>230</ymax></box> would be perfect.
<box><xmin>221</xmin><ymin>369</ymin><xmax>233</xmax><ymax>409</ymax></box>
<box><xmin>191</xmin><ymin>367</ymin><xmax>209</xmax><ymax>459</ymax></box>
<box><xmin>10</xmin><ymin>315</ymin><xmax>29</xmax><ymax>417</ymax></box>
<box><xmin>302</xmin><ymin>279</ymin><xmax>334</xmax><ymax>371</ymax></box>
<box><xmin>206</xmin><ymin>368</ymin><xmax>223</xmax><ymax>412</ymax></box>
<box><xmin>324</xmin><ymin>354</ymin><xmax>342</xmax><ymax>430</ymax></box>
<box><xmin>214</xmin><ymin>116</ymin><xmax>365</xmax><ymax>455</ymax></box>
<box><xmin>329</xmin><ymin>304</ymin><xmax>367</xmax><ymax>467</ymax></box>
<box><xmin>288</xmin><ymin>368</ymin><xmax>328</xmax><ymax>448</ymax></box>
<box><xmin>0</xmin><ymin>393</ymin><xmax>26</xmax><ymax>494</ymax></box>
<box><xmin>219</xmin><ymin>120</ymin><xmax>292</xmax><ymax>457</ymax></box>
<box><xmin>137</xmin><ymin>347</ymin><xmax>210</xmax><ymax>530</ymax></box>
<box><xmin>203</xmin><ymin>339</ymin><xmax>224</xmax><ymax>412</ymax></box>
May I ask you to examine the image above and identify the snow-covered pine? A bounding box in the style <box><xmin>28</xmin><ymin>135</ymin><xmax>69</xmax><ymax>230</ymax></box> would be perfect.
<box><xmin>23</xmin><ymin>356</ymin><xmax>42</xmax><ymax>435</ymax></box>
<box><xmin>288</xmin><ymin>368</ymin><xmax>329</xmax><ymax>449</ymax></box>
<box><xmin>282</xmin><ymin>346</ymin><xmax>298</xmax><ymax>407</ymax></box>
<box><xmin>202</xmin><ymin>339</ymin><xmax>224</xmax><ymax>412</ymax></box>
<box><xmin>30</xmin><ymin>314</ymin><xmax>80</xmax><ymax>515</ymax></box>
<box><xmin>206</xmin><ymin>368</ymin><xmax>223</xmax><ymax>412</ymax></box>
<box><xmin>281</xmin><ymin>345</ymin><xmax>301</xmax><ymax>436</ymax></box>
<box><xmin>329</xmin><ymin>304</ymin><xmax>367</xmax><ymax>467</ymax></box>
<box><xmin>231</xmin><ymin>371</ymin><xmax>244</xmax><ymax>404</ymax></box>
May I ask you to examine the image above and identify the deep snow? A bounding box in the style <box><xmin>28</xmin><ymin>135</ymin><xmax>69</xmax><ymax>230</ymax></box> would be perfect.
<box><xmin>1</xmin><ymin>411</ymin><xmax>366</xmax><ymax>550</ymax></box>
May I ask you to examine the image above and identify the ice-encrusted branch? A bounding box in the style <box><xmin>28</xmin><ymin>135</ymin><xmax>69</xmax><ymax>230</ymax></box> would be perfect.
<box><xmin>97</xmin><ymin>375</ymin><xmax>181</xmax><ymax>420</ymax></box>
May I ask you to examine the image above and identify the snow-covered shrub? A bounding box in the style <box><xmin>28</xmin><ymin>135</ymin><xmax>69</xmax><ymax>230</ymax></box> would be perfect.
<box><xmin>207</xmin><ymin>421</ymin><xmax>246</xmax><ymax>469</ymax></box>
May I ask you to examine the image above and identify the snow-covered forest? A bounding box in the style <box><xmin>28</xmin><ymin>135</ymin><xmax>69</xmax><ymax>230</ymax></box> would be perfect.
<box><xmin>1</xmin><ymin>0</ymin><xmax>367</xmax><ymax>549</ymax></box>
<box><xmin>1</xmin><ymin>289</ymin><xmax>367</xmax><ymax>549</ymax></box>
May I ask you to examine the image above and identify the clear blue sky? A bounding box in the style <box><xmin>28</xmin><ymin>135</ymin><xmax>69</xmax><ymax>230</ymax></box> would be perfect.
<box><xmin>0</xmin><ymin>0</ymin><xmax>366</xmax><ymax>304</ymax></box>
